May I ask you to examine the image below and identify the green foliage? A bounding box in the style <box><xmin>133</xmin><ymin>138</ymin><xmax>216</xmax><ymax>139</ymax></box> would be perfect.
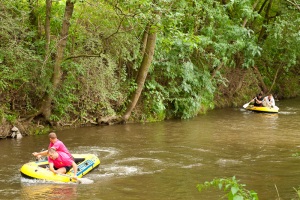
<box><xmin>74</xmin><ymin>55</ymin><xmax>124</xmax><ymax>117</ymax></box>
<box><xmin>292</xmin><ymin>152</ymin><xmax>300</xmax><ymax>157</ymax></box>
<box><xmin>29</xmin><ymin>125</ymin><xmax>51</xmax><ymax>135</ymax></box>
<box><xmin>141</xmin><ymin>80</ymin><xmax>166</xmax><ymax>122</ymax></box>
<box><xmin>293</xmin><ymin>187</ymin><xmax>300</xmax><ymax>199</ymax></box>
<box><xmin>4</xmin><ymin>114</ymin><xmax>17</xmax><ymax>123</ymax></box>
<box><xmin>0</xmin><ymin>1</ymin><xmax>43</xmax><ymax>114</ymax></box>
<box><xmin>197</xmin><ymin>177</ymin><xmax>259</xmax><ymax>200</ymax></box>
<box><xmin>0</xmin><ymin>0</ymin><xmax>299</xmax><ymax>127</ymax></box>
<box><xmin>254</xmin><ymin>4</ymin><xmax>300</xmax><ymax>98</ymax></box>
<box><xmin>140</xmin><ymin>0</ymin><xmax>262</xmax><ymax>119</ymax></box>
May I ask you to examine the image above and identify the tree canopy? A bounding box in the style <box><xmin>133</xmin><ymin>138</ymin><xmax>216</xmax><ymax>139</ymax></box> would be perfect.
<box><xmin>0</xmin><ymin>0</ymin><xmax>299</xmax><ymax>132</ymax></box>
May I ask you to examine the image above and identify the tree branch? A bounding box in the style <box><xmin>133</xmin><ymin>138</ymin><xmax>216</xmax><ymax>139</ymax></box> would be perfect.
<box><xmin>286</xmin><ymin>0</ymin><xmax>300</xmax><ymax>11</ymax></box>
<box><xmin>64</xmin><ymin>54</ymin><xmax>102</xmax><ymax>60</ymax></box>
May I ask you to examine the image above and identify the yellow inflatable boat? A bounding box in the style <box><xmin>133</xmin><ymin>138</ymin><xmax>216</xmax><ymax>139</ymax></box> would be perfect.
<box><xmin>20</xmin><ymin>154</ymin><xmax>100</xmax><ymax>183</ymax></box>
<box><xmin>245</xmin><ymin>105</ymin><xmax>279</xmax><ymax>113</ymax></box>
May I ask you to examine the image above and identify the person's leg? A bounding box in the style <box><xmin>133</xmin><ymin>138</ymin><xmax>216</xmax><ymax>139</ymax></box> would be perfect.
<box><xmin>262</xmin><ymin>101</ymin><xmax>267</xmax><ymax>107</ymax></box>
<box><xmin>56</xmin><ymin>167</ymin><xmax>67</xmax><ymax>174</ymax></box>
<box><xmin>65</xmin><ymin>166</ymin><xmax>72</xmax><ymax>173</ymax></box>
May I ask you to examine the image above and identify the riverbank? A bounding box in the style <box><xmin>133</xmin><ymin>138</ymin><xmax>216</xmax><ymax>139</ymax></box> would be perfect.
<box><xmin>0</xmin><ymin>95</ymin><xmax>296</xmax><ymax>139</ymax></box>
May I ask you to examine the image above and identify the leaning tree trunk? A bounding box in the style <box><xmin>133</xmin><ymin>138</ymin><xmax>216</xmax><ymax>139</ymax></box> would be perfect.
<box><xmin>44</xmin><ymin>0</ymin><xmax>52</xmax><ymax>59</ymax></box>
<box><xmin>269</xmin><ymin>66</ymin><xmax>281</xmax><ymax>93</ymax></box>
<box><xmin>252</xmin><ymin>66</ymin><xmax>268</xmax><ymax>93</ymax></box>
<box><xmin>39</xmin><ymin>0</ymin><xmax>74</xmax><ymax>122</ymax></box>
<box><xmin>122</xmin><ymin>24</ymin><xmax>157</xmax><ymax>121</ymax></box>
<box><xmin>140</xmin><ymin>25</ymin><xmax>150</xmax><ymax>56</ymax></box>
<box><xmin>258</xmin><ymin>0</ymin><xmax>273</xmax><ymax>42</ymax></box>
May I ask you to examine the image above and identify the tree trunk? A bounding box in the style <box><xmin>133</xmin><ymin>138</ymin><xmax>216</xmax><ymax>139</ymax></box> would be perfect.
<box><xmin>39</xmin><ymin>0</ymin><xmax>75</xmax><ymax>121</ymax></box>
<box><xmin>269</xmin><ymin>66</ymin><xmax>280</xmax><ymax>93</ymax></box>
<box><xmin>258</xmin><ymin>0</ymin><xmax>273</xmax><ymax>42</ymax></box>
<box><xmin>44</xmin><ymin>0</ymin><xmax>52</xmax><ymax>59</ymax></box>
<box><xmin>252</xmin><ymin>66</ymin><xmax>268</xmax><ymax>93</ymax></box>
<box><xmin>122</xmin><ymin>24</ymin><xmax>157</xmax><ymax>121</ymax></box>
<box><xmin>140</xmin><ymin>25</ymin><xmax>150</xmax><ymax>56</ymax></box>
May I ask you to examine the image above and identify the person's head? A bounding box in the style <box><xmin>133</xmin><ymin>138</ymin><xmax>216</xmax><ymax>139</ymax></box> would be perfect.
<box><xmin>258</xmin><ymin>93</ymin><xmax>262</xmax><ymax>98</ymax></box>
<box><xmin>267</xmin><ymin>94</ymin><xmax>273</xmax><ymax>99</ymax></box>
<box><xmin>48</xmin><ymin>132</ymin><xmax>57</xmax><ymax>143</ymax></box>
<box><xmin>48</xmin><ymin>148</ymin><xmax>58</xmax><ymax>160</ymax></box>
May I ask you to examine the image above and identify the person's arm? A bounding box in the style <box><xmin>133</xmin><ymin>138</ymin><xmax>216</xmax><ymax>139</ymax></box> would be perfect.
<box><xmin>250</xmin><ymin>97</ymin><xmax>256</xmax><ymax>103</ymax></box>
<box><xmin>48</xmin><ymin>163</ymin><xmax>57</xmax><ymax>174</ymax></box>
<box><xmin>271</xmin><ymin>98</ymin><xmax>275</xmax><ymax>106</ymax></box>
<box><xmin>71</xmin><ymin>161</ymin><xmax>78</xmax><ymax>179</ymax></box>
<box><xmin>256</xmin><ymin>97</ymin><xmax>263</xmax><ymax>104</ymax></box>
<box><xmin>32</xmin><ymin>150</ymin><xmax>48</xmax><ymax>157</ymax></box>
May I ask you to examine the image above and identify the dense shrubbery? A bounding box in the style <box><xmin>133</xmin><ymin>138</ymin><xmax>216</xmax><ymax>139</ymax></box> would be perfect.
<box><xmin>0</xmin><ymin>0</ymin><xmax>299</xmax><ymax>129</ymax></box>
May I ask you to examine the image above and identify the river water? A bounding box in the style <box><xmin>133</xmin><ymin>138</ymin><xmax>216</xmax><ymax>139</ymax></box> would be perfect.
<box><xmin>0</xmin><ymin>97</ymin><xmax>299</xmax><ymax>200</ymax></box>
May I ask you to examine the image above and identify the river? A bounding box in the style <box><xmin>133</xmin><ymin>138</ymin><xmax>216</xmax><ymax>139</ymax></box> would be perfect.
<box><xmin>0</xmin><ymin>97</ymin><xmax>299</xmax><ymax>200</ymax></box>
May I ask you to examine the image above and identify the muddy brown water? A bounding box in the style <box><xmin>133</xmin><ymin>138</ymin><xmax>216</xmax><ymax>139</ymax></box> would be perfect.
<box><xmin>1</xmin><ymin>97</ymin><xmax>299</xmax><ymax>200</ymax></box>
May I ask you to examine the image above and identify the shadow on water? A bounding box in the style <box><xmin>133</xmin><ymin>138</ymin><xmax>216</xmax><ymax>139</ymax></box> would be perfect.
<box><xmin>0</xmin><ymin>97</ymin><xmax>299</xmax><ymax>200</ymax></box>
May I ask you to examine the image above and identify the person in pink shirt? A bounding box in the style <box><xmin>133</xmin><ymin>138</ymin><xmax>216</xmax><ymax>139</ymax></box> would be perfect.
<box><xmin>48</xmin><ymin>148</ymin><xmax>77</xmax><ymax>180</ymax></box>
<box><xmin>32</xmin><ymin>132</ymin><xmax>73</xmax><ymax>160</ymax></box>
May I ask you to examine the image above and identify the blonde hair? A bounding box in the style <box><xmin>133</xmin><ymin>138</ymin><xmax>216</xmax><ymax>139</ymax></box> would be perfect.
<box><xmin>48</xmin><ymin>147</ymin><xmax>56</xmax><ymax>154</ymax></box>
<box><xmin>48</xmin><ymin>132</ymin><xmax>57</xmax><ymax>139</ymax></box>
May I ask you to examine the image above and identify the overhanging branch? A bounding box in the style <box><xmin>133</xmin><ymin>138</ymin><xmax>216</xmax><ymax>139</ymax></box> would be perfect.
<box><xmin>64</xmin><ymin>54</ymin><xmax>102</xmax><ymax>60</ymax></box>
<box><xmin>286</xmin><ymin>0</ymin><xmax>300</xmax><ymax>11</ymax></box>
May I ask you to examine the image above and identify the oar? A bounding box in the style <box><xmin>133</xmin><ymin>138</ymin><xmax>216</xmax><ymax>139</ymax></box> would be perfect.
<box><xmin>243</xmin><ymin>97</ymin><xmax>256</xmax><ymax>108</ymax></box>
<box><xmin>243</xmin><ymin>101</ymin><xmax>251</xmax><ymax>108</ymax></box>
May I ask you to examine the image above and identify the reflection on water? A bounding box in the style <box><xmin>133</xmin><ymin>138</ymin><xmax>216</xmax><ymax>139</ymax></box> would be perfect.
<box><xmin>21</xmin><ymin>182</ymin><xmax>78</xmax><ymax>200</ymax></box>
<box><xmin>0</xmin><ymin>97</ymin><xmax>300</xmax><ymax>200</ymax></box>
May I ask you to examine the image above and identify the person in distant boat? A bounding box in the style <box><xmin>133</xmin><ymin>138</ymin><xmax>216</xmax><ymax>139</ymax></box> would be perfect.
<box><xmin>263</xmin><ymin>94</ymin><xmax>275</xmax><ymax>107</ymax></box>
<box><xmin>47</xmin><ymin>148</ymin><xmax>78</xmax><ymax>180</ymax></box>
<box><xmin>32</xmin><ymin>132</ymin><xmax>73</xmax><ymax>160</ymax></box>
<box><xmin>250</xmin><ymin>93</ymin><xmax>264</xmax><ymax>107</ymax></box>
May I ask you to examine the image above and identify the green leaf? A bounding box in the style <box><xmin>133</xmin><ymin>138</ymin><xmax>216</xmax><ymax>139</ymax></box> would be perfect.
<box><xmin>231</xmin><ymin>186</ymin><xmax>239</xmax><ymax>195</ymax></box>
<box><xmin>233</xmin><ymin>195</ymin><xmax>243</xmax><ymax>200</ymax></box>
<box><xmin>218</xmin><ymin>183</ymin><xmax>223</xmax><ymax>190</ymax></box>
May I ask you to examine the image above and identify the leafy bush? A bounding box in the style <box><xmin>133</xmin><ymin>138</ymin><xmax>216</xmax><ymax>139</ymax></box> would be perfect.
<box><xmin>197</xmin><ymin>176</ymin><xmax>258</xmax><ymax>200</ymax></box>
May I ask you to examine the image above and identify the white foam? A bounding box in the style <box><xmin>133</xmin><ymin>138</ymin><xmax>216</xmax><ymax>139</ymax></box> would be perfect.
<box><xmin>78</xmin><ymin>178</ymin><xmax>94</xmax><ymax>184</ymax></box>
<box><xmin>216</xmin><ymin>159</ymin><xmax>242</xmax><ymax>167</ymax></box>
<box><xmin>181</xmin><ymin>163</ymin><xmax>203</xmax><ymax>169</ymax></box>
<box><xmin>99</xmin><ymin>165</ymin><xmax>140</xmax><ymax>176</ymax></box>
<box><xmin>115</xmin><ymin>157</ymin><xmax>162</xmax><ymax>164</ymax></box>
<box><xmin>279</xmin><ymin>111</ymin><xmax>297</xmax><ymax>115</ymax></box>
<box><xmin>72</xmin><ymin>146</ymin><xmax>120</xmax><ymax>158</ymax></box>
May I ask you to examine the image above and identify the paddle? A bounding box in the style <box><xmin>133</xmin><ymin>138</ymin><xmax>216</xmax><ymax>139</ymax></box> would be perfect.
<box><xmin>243</xmin><ymin>97</ymin><xmax>257</xmax><ymax>108</ymax></box>
<box><xmin>243</xmin><ymin>101</ymin><xmax>251</xmax><ymax>108</ymax></box>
